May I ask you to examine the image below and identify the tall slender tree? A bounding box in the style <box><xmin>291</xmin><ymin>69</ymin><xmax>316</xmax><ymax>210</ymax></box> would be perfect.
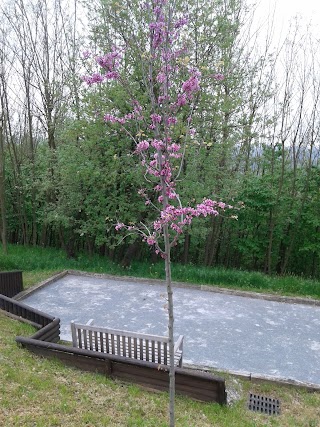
<box><xmin>82</xmin><ymin>1</ymin><xmax>231</xmax><ymax>424</ymax></box>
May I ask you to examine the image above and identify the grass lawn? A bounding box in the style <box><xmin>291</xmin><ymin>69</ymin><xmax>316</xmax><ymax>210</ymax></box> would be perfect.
<box><xmin>1</xmin><ymin>244</ymin><xmax>320</xmax><ymax>299</ymax></box>
<box><xmin>1</xmin><ymin>312</ymin><xmax>320</xmax><ymax>427</ymax></box>
<box><xmin>1</xmin><ymin>244</ymin><xmax>320</xmax><ymax>426</ymax></box>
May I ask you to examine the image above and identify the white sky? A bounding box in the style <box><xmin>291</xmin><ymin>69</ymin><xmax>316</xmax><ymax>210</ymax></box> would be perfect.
<box><xmin>252</xmin><ymin>0</ymin><xmax>320</xmax><ymax>18</ymax></box>
<box><xmin>245</xmin><ymin>0</ymin><xmax>320</xmax><ymax>50</ymax></box>
<box><xmin>250</xmin><ymin>0</ymin><xmax>320</xmax><ymax>29</ymax></box>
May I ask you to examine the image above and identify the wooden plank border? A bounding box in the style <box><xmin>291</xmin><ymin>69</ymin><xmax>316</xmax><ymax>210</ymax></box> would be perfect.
<box><xmin>0</xmin><ymin>294</ymin><xmax>55</xmax><ymax>327</ymax></box>
<box><xmin>1</xmin><ymin>293</ymin><xmax>227</xmax><ymax>404</ymax></box>
<box><xmin>15</xmin><ymin>336</ymin><xmax>226</xmax><ymax>403</ymax></box>
<box><xmin>0</xmin><ymin>271</ymin><xmax>23</xmax><ymax>298</ymax></box>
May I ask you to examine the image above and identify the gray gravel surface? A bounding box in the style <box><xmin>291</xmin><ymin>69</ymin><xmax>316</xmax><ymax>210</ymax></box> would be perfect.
<box><xmin>21</xmin><ymin>273</ymin><xmax>320</xmax><ymax>386</ymax></box>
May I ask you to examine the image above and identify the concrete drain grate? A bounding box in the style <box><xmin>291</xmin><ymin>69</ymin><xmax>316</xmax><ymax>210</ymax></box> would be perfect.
<box><xmin>248</xmin><ymin>393</ymin><xmax>280</xmax><ymax>415</ymax></box>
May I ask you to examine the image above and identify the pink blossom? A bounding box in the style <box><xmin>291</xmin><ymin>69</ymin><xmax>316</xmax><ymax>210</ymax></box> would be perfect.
<box><xmin>174</xmin><ymin>16</ymin><xmax>189</xmax><ymax>29</ymax></box>
<box><xmin>176</xmin><ymin>93</ymin><xmax>187</xmax><ymax>107</ymax></box>
<box><xmin>153</xmin><ymin>220</ymin><xmax>162</xmax><ymax>231</ymax></box>
<box><xmin>115</xmin><ymin>222</ymin><xmax>125</xmax><ymax>230</ymax></box>
<box><xmin>212</xmin><ymin>73</ymin><xmax>224</xmax><ymax>81</ymax></box>
<box><xmin>138</xmin><ymin>188</ymin><xmax>147</xmax><ymax>197</ymax></box>
<box><xmin>150</xmin><ymin>113</ymin><xmax>162</xmax><ymax>124</ymax></box>
<box><xmin>167</xmin><ymin>188</ymin><xmax>177</xmax><ymax>199</ymax></box>
<box><xmin>147</xmin><ymin>160</ymin><xmax>160</xmax><ymax>177</ymax></box>
<box><xmin>167</xmin><ymin>143</ymin><xmax>180</xmax><ymax>152</ymax></box>
<box><xmin>157</xmin><ymin>72</ymin><xmax>166</xmax><ymax>83</ymax></box>
<box><xmin>195</xmin><ymin>199</ymin><xmax>219</xmax><ymax>217</ymax></box>
<box><xmin>100</xmin><ymin>1</ymin><xmax>232</xmax><ymax>253</ymax></box>
<box><xmin>218</xmin><ymin>201</ymin><xmax>226</xmax><ymax>209</ymax></box>
<box><xmin>96</xmin><ymin>48</ymin><xmax>122</xmax><ymax>71</ymax></box>
<box><xmin>149</xmin><ymin>21</ymin><xmax>166</xmax><ymax>49</ymax></box>
<box><xmin>182</xmin><ymin>75</ymin><xmax>200</xmax><ymax>96</ymax></box>
<box><xmin>171</xmin><ymin>223</ymin><xmax>183</xmax><ymax>234</ymax></box>
<box><xmin>167</xmin><ymin>117</ymin><xmax>177</xmax><ymax>126</ymax></box>
<box><xmin>81</xmin><ymin>73</ymin><xmax>104</xmax><ymax>85</ymax></box>
<box><xmin>161</xmin><ymin>50</ymin><xmax>173</xmax><ymax>62</ymax></box>
<box><xmin>151</xmin><ymin>139</ymin><xmax>164</xmax><ymax>150</ymax></box>
<box><xmin>104</xmin><ymin>114</ymin><xmax>117</xmax><ymax>123</ymax></box>
<box><xmin>135</xmin><ymin>140</ymin><xmax>150</xmax><ymax>153</ymax></box>
<box><xmin>146</xmin><ymin>236</ymin><xmax>156</xmax><ymax>245</ymax></box>
<box><xmin>82</xmin><ymin>50</ymin><xmax>91</xmax><ymax>59</ymax></box>
<box><xmin>104</xmin><ymin>71</ymin><xmax>119</xmax><ymax>80</ymax></box>
<box><xmin>132</xmin><ymin>100</ymin><xmax>143</xmax><ymax>117</ymax></box>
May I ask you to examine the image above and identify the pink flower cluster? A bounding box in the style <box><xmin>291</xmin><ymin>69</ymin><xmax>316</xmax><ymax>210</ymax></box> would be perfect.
<box><xmin>151</xmin><ymin>199</ymin><xmax>230</xmax><ymax>238</ymax></box>
<box><xmin>81</xmin><ymin>73</ymin><xmax>104</xmax><ymax>85</ymax></box>
<box><xmin>135</xmin><ymin>140</ymin><xmax>150</xmax><ymax>153</ymax></box>
<box><xmin>181</xmin><ymin>69</ymin><xmax>201</xmax><ymax>98</ymax></box>
<box><xmin>150</xmin><ymin>21</ymin><xmax>166</xmax><ymax>49</ymax></box>
<box><xmin>81</xmin><ymin>47</ymin><xmax>122</xmax><ymax>86</ymax></box>
<box><xmin>82</xmin><ymin>50</ymin><xmax>91</xmax><ymax>59</ymax></box>
<box><xmin>81</xmin><ymin>71</ymin><xmax>119</xmax><ymax>85</ymax></box>
<box><xmin>115</xmin><ymin>196</ymin><xmax>231</xmax><ymax>249</ymax></box>
<box><xmin>96</xmin><ymin>48</ymin><xmax>121</xmax><ymax>71</ymax></box>
<box><xmin>176</xmin><ymin>93</ymin><xmax>187</xmax><ymax>107</ymax></box>
<box><xmin>212</xmin><ymin>73</ymin><xmax>224</xmax><ymax>81</ymax></box>
<box><xmin>174</xmin><ymin>16</ymin><xmax>189</xmax><ymax>29</ymax></box>
<box><xmin>83</xmin><ymin>0</ymin><xmax>233</xmax><ymax>255</ymax></box>
<box><xmin>103</xmin><ymin>100</ymin><xmax>143</xmax><ymax>124</ymax></box>
<box><xmin>149</xmin><ymin>0</ymin><xmax>167</xmax><ymax>49</ymax></box>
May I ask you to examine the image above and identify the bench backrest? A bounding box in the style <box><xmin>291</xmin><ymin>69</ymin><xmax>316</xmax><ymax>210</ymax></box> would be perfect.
<box><xmin>71</xmin><ymin>321</ymin><xmax>172</xmax><ymax>364</ymax></box>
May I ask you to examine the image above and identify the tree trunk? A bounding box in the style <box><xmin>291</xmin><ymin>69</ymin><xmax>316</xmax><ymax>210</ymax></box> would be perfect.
<box><xmin>204</xmin><ymin>216</ymin><xmax>222</xmax><ymax>266</ymax></box>
<box><xmin>0</xmin><ymin>118</ymin><xmax>7</xmax><ymax>254</ymax></box>
<box><xmin>264</xmin><ymin>209</ymin><xmax>275</xmax><ymax>274</ymax></box>
<box><xmin>164</xmin><ymin>223</ymin><xmax>175</xmax><ymax>427</ymax></box>
<box><xmin>182</xmin><ymin>232</ymin><xmax>190</xmax><ymax>264</ymax></box>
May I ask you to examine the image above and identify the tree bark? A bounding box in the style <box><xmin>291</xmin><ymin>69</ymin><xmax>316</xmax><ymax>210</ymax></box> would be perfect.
<box><xmin>0</xmin><ymin>115</ymin><xmax>7</xmax><ymax>254</ymax></box>
<box><xmin>163</xmin><ymin>223</ymin><xmax>175</xmax><ymax>427</ymax></box>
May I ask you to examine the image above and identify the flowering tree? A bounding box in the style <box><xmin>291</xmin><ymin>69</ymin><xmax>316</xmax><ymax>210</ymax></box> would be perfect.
<box><xmin>82</xmin><ymin>1</ymin><xmax>231</xmax><ymax>425</ymax></box>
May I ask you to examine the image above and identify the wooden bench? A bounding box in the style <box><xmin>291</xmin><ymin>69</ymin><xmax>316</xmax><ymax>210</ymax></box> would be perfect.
<box><xmin>71</xmin><ymin>320</ymin><xmax>184</xmax><ymax>367</ymax></box>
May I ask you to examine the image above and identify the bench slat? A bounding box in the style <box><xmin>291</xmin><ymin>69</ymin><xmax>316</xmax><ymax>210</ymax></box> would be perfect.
<box><xmin>71</xmin><ymin>322</ymin><xmax>170</xmax><ymax>342</ymax></box>
<box><xmin>71</xmin><ymin>320</ymin><xmax>183</xmax><ymax>367</ymax></box>
<box><xmin>163</xmin><ymin>342</ymin><xmax>167</xmax><ymax>365</ymax></box>
<box><xmin>134</xmin><ymin>337</ymin><xmax>138</xmax><ymax>359</ymax></box>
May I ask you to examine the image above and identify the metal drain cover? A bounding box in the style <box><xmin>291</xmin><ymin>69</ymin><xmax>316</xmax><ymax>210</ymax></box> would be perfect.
<box><xmin>248</xmin><ymin>393</ymin><xmax>280</xmax><ymax>415</ymax></box>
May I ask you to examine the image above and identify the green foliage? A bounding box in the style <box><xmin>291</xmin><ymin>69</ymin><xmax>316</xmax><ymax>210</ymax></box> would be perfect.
<box><xmin>1</xmin><ymin>244</ymin><xmax>320</xmax><ymax>299</ymax></box>
<box><xmin>2</xmin><ymin>0</ymin><xmax>320</xmax><ymax>279</ymax></box>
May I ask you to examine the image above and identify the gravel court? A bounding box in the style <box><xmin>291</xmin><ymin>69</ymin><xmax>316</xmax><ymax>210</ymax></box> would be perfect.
<box><xmin>20</xmin><ymin>273</ymin><xmax>320</xmax><ymax>387</ymax></box>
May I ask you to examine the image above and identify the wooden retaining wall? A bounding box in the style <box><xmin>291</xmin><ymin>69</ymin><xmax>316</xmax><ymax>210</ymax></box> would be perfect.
<box><xmin>0</xmin><ymin>294</ymin><xmax>56</xmax><ymax>330</ymax></box>
<box><xmin>0</xmin><ymin>271</ymin><xmax>23</xmax><ymax>298</ymax></box>
<box><xmin>30</xmin><ymin>318</ymin><xmax>61</xmax><ymax>343</ymax></box>
<box><xmin>1</xmin><ymin>294</ymin><xmax>227</xmax><ymax>404</ymax></box>
<box><xmin>15</xmin><ymin>337</ymin><xmax>226</xmax><ymax>404</ymax></box>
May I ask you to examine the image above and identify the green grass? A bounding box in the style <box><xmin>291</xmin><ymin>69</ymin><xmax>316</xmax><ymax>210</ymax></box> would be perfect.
<box><xmin>1</xmin><ymin>312</ymin><xmax>320</xmax><ymax>426</ymax></box>
<box><xmin>1</xmin><ymin>244</ymin><xmax>320</xmax><ymax>425</ymax></box>
<box><xmin>1</xmin><ymin>243</ymin><xmax>320</xmax><ymax>299</ymax></box>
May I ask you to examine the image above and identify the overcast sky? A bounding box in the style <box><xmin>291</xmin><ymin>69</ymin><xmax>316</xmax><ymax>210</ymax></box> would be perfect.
<box><xmin>246</xmin><ymin>0</ymin><xmax>320</xmax><ymax>49</ymax></box>
<box><xmin>251</xmin><ymin>0</ymin><xmax>320</xmax><ymax>27</ymax></box>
